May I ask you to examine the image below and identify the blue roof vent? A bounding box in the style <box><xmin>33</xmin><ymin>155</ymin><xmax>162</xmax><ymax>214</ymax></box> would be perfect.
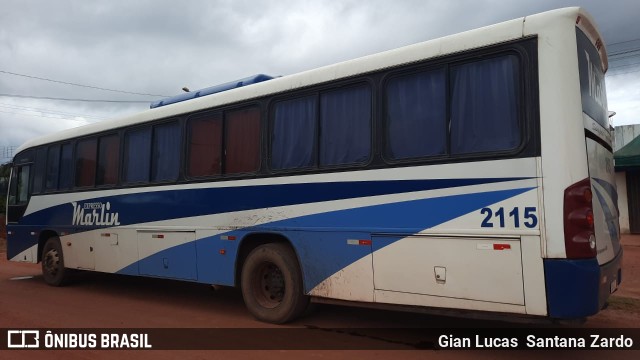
<box><xmin>150</xmin><ymin>74</ymin><xmax>274</xmax><ymax>109</ymax></box>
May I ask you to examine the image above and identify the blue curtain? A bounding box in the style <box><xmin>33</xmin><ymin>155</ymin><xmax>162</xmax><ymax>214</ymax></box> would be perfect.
<box><xmin>320</xmin><ymin>85</ymin><xmax>371</xmax><ymax>166</ymax></box>
<box><xmin>385</xmin><ymin>69</ymin><xmax>446</xmax><ymax>159</ymax></box>
<box><xmin>59</xmin><ymin>144</ymin><xmax>73</xmax><ymax>189</ymax></box>
<box><xmin>32</xmin><ymin>148</ymin><xmax>46</xmax><ymax>194</ymax></box>
<box><xmin>124</xmin><ymin>128</ymin><xmax>151</xmax><ymax>183</ymax></box>
<box><xmin>152</xmin><ymin>122</ymin><xmax>181</xmax><ymax>181</ymax></box>
<box><xmin>271</xmin><ymin>96</ymin><xmax>317</xmax><ymax>170</ymax></box>
<box><xmin>97</xmin><ymin>135</ymin><xmax>119</xmax><ymax>185</ymax></box>
<box><xmin>45</xmin><ymin>145</ymin><xmax>60</xmax><ymax>190</ymax></box>
<box><xmin>450</xmin><ymin>55</ymin><xmax>521</xmax><ymax>154</ymax></box>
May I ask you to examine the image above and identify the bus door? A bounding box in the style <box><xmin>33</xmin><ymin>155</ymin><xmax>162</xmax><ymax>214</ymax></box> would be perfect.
<box><xmin>6</xmin><ymin>150</ymin><xmax>34</xmax><ymax>224</ymax></box>
<box><xmin>6</xmin><ymin>151</ymin><xmax>35</xmax><ymax>261</ymax></box>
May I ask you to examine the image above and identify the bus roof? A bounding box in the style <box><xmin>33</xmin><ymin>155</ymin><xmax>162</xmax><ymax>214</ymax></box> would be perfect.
<box><xmin>14</xmin><ymin>7</ymin><xmax>604</xmax><ymax>155</ymax></box>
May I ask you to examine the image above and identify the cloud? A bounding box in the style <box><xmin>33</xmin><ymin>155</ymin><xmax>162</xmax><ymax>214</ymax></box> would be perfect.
<box><xmin>607</xmin><ymin>72</ymin><xmax>640</xmax><ymax>126</ymax></box>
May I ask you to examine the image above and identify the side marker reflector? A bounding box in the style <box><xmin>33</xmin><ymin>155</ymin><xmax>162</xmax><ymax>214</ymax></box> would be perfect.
<box><xmin>347</xmin><ymin>239</ymin><xmax>371</xmax><ymax>246</ymax></box>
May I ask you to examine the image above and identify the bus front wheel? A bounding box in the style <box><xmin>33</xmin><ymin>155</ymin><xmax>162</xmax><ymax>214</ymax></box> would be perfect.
<box><xmin>41</xmin><ymin>237</ymin><xmax>68</xmax><ymax>286</ymax></box>
<box><xmin>240</xmin><ymin>243</ymin><xmax>309</xmax><ymax>324</ymax></box>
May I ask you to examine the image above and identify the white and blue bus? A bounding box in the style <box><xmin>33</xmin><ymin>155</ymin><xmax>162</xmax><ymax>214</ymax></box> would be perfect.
<box><xmin>6</xmin><ymin>7</ymin><xmax>621</xmax><ymax>323</ymax></box>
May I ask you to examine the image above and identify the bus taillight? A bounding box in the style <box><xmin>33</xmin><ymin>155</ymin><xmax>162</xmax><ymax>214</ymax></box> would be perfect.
<box><xmin>563</xmin><ymin>178</ymin><xmax>596</xmax><ymax>258</ymax></box>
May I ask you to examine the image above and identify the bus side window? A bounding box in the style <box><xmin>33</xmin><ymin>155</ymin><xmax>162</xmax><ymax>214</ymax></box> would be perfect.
<box><xmin>319</xmin><ymin>85</ymin><xmax>372</xmax><ymax>166</ymax></box>
<box><xmin>32</xmin><ymin>147</ymin><xmax>47</xmax><ymax>194</ymax></box>
<box><xmin>59</xmin><ymin>143</ymin><xmax>73</xmax><ymax>190</ymax></box>
<box><xmin>45</xmin><ymin>145</ymin><xmax>61</xmax><ymax>191</ymax></box>
<box><xmin>17</xmin><ymin>165</ymin><xmax>30</xmax><ymax>204</ymax></box>
<box><xmin>450</xmin><ymin>55</ymin><xmax>521</xmax><ymax>154</ymax></box>
<box><xmin>96</xmin><ymin>134</ymin><xmax>120</xmax><ymax>186</ymax></box>
<box><xmin>75</xmin><ymin>138</ymin><xmax>97</xmax><ymax>188</ymax></box>
<box><xmin>385</xmin><ymin>69</ymin><xmax>446</xmax><ymax>160</ymax></box>
<box><xmin>187</xmin><ymin>114</ymin><xmax>223</xmax><ymax>177</ymax></box>
<box><xmin>271</xmin><ymin>96</ymin><xmax>318</xmax><ymax>170</ymax></box>
<box><xmin>9</xmin><ymin>165</ymin><xmax>31</xmax><ymax>205</ymax></box>
<box><xmin>124</xmin><ymin>127</ymin><xmax>152</xmax><ymax>183</ymax></box>
<box><xmin>226</xmin><ymin>107</ymin><xmax>261</xmax><ymax>174</ymax></box>
<box><xmin>152</xmin><ymin>121</ymin><xmax>181</xmax><ymax>182</ymax></box>
<box><xmin>7</xmin><ymin>166</ymin><xmax>17</xmax><ymax>205</ymax></box>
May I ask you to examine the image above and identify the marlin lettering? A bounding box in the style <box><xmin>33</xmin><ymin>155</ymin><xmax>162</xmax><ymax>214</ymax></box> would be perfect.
<box><xmin>71</xmin><ymin>201</ymin><xmax>121</xmax><ymax>226</ymax></box>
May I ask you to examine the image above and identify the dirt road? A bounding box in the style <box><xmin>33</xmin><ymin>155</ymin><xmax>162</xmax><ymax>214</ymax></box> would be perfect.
<box><xmin>0</xmin><ymin>235</ymin><xmax>639</xmax><ymax>359</ymax></box>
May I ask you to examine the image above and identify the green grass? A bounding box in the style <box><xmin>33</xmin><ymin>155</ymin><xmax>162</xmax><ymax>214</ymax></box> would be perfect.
<box><xmin>608</xmin><ymin>295</ymin><xmax>640</xmax><ymax>313</ymax></box>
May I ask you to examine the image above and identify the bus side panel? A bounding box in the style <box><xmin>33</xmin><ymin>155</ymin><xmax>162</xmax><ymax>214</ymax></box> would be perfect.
<box><xmin>6</xmin><ymin>225</ymin><xmax>38</xmax><ymax>262</ymax></box>
<box><xmin>372</xmin><ymin>235</ymin><xmax>524</xmax><ymax>305</ymax></box>
<box><xmin>288</xmin><ymin>231</ymin><xmax>375</xmax><ymax>303</ymax></box>
<box><xmin>137</xmin><ymin>231</ymin><xmax>197</xmax><ymax>281</ymax></box>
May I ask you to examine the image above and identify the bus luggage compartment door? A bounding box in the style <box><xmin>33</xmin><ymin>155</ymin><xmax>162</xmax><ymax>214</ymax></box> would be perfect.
<box><xmin>137</xmin><ymin>231</ymin><xmax>198</xmax><ymax>281</ymax></box>
<box><xmin>372</xmin><ymin>235</ymin><xmax>524</xmax><ymax>305</ymax></box>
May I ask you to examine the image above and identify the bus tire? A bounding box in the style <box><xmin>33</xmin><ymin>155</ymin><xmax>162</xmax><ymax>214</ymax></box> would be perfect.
<box><xmin>41</xmin><ymin>237</ymin><xmax>69</xmax><ymax>286</ymax></box>
<box><xmin>241</xmin><ymin>243</ymin><xmax>309</xmax><ymax>324</ymax></box>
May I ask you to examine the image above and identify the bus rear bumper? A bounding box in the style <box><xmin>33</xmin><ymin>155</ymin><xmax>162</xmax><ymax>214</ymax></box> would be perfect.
<box><xmin>543</xmin><ymin>249</ymin><xmax>623</xmax><ymax>319</ymax></box>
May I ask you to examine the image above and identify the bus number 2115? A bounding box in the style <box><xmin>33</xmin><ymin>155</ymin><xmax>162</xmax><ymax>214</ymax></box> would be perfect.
<box><xmin>480</xmin><ymin>207</ymin><xmax>538</xmax><ymax>228</ymax></box>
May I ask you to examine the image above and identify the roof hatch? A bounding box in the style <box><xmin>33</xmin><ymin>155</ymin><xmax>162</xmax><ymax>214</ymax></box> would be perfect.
<box><xmin>150</xmin><ymin>74</ymin><xmax>274</xmax><ymax>109</ymax></box>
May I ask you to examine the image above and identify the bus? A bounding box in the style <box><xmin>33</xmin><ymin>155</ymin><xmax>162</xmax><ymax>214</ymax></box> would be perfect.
<box><xmin>5</xmin><ymin>7</ymin><xmax>621</xmax><ymax>324</ymax></box>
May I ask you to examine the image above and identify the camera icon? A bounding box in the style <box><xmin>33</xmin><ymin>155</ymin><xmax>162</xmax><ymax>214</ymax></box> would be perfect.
<box><xmin>7</xmin><ymin>330</ymin><xmax>40</xmax><ymax>348</ymax></box>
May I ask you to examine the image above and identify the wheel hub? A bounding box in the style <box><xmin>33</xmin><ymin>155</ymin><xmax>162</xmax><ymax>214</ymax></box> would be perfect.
<box><xmin>44</xmin><ymin>249</ymin><xmax>60</xmax><ymax>276</ymax></box>
<box><xmin>257</xmin><ymin>263</ymin><xmax>285</xmax><ymax>307</ymax></box>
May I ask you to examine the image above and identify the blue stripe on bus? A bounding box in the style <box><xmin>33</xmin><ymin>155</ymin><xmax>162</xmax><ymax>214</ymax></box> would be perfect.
<box><xmin>593</xmin><ymin>186</ymin><xmax>620</xmax><ymax>245</ymax></box>
<box><xmin>592</xmin><ymin>177</ymin><xmax>621</xmax><ymax>254</ymax></box>
<box><xmin>592</xmin><ymin>177</ymin><xmax>618</xmax><ymax>210</ymax></box>
<box><xmin>12</xmin><ymin>178</ymin><xmax>533</xmax><ymax>259</ymax></box>
<box><xmin>20</xmin><ymin>177</ymin><xmax>531</xmax><ymax>228</ymax></box>
<box><xmin>117</xmin><ymin>187</ymin><xmax>535</xmax><ymax>291</ymax></box>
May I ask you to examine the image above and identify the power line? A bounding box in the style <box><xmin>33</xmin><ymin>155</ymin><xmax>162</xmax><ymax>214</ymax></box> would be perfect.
<box><xmin>609</xmin><ymin>52</ymin><xmax>640</xmax><ymax>62</ymax></box>
<box><xmin>0</xmin><ymin>70</ymin><xmax>170</xmax><ymax>97</ymax></box>
<box><xmin>0</xmin><ymin>93</ymin><xmax>152</xmax><ymax>103</ymax></box>
<box><xmin>608</xmin><ymin>38</ymin><xmax>640</xmax><ymax>47</ymax></box>
<box><xmin>608</xmin><ymin>61</ymin><xmax>640</xmax><ymax>71</ymax></box>
<box><xmin>609</xmin><ymin>48</ymin><xmax>640</xmax><ymax>57</ymax></box>
<box><xmin>606</xmin><ymin>67</ymin><xmax>640</xmax><ymax>77</ymax></box>
<box><xmin>0</xmin><ymin>103</ymin><xmax>106</xmax><ymax>120</ymax></box>
<box><xmin>0</xmin><ymin>109</ymin><xmax>91</xmax><ymax>122</ymax></box>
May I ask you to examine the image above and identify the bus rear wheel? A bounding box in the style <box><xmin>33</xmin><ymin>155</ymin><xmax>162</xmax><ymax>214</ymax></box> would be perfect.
<box><xmin>41</xmin><ymin>237</ymin><xmax>68</xmax><ymax>286</ymax></box>
<box><xmin>241</xmin><ymin>243</ymin><xmax>309</xmax><ymax>324</ymax></box>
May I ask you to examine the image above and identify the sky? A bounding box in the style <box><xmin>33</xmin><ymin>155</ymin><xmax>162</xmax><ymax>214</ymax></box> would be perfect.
<box><xmin>1</xmin><ymin>0</ymin><xmax>639</xmax><ymax>162</ymax></box>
